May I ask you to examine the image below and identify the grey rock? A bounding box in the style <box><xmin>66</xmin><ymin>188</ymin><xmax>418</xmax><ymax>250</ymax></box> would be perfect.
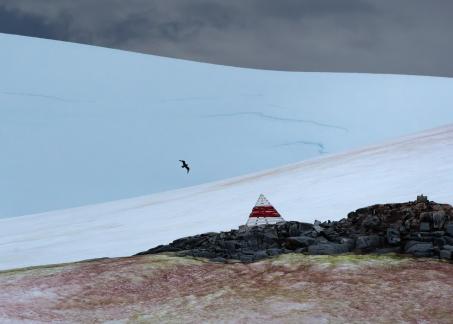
<box><xmin>404</xmin><ymin>241</ymin><xmax>434</xmax><ymax>257</ymax></box>
<box><xmin>408</xmin><ymin>232</ymin><xmax>433</xmax><ymax>242</ymax></box>
<box><xmin>356</xmin><ymin>235</ymin><xmax>383</xmax><ymax>250</ymax></box>
<box><xmin>244</xmin><ymin>238</ymin><xmax>259</xmax><ymax>250</ymax></box>
<box><xmin>340</xmin><ymin>237</ymin><xmax>355</xmax><ymax>249</ymax></box>
<box><xmin>446</xmin><ymin>223</ymin><xmax>453</xmax><ymax>237</ymax></box>
<box><xmin>433</xmin><ymin>237</ymin><xmax>446</xmax><ymax>248</ymax></box>
<box><xmin>262</xmin><ymin>230</ymin><xmax>279</xmax><ymax>245</ymax></box>
<box><xmin>321</xmin><ymin>220</ymin><xmax>333</xmax><ymax>227</ymax></box>
<box><xmin>404</xmin><ymin>219</ymin><xmax>412</xmax><ymax>229</ymax></box>
<box><xmin>432</xmin><ymin>211</ymin><xmax>446</xmax><ymax>229</ymax></box>
<box><xmin>299</xmin><ymin>222</ymin><xmax>315</xmax><ymax>231</ymax></box>
<box><xmin>239</xmin><ymin>254</ymin><xmax>255</xmax><ymax>262</ymax></box>
<box><xmin>419</xmin><ymin>222</ymin><xmax>430</xmax><ymax>232</ymax></box>
<box><xmin>253</xmin><ymin>250</ymin><xmax>269</xmax><ymax>260</ymax></box>
<box><xmin>445</xmin><ymin>236</ymin><xmax>453</xmax><ymax>245</ymax></box>
<box><xmin>404</xmin><ymin>240</ymin><xmax>421</xmax><ymax>250</ymax></box>
<box><xmin>432</xmin><ymin>231</ymin><xmax>446</xmax><ymax>237</ymax></box>
<box><xmin>221</xmin><ymin>240</ymin><xmax>238</xmax><ymax>251</ymax></box>
<box><xmin>303</xmin><ymin>230</ymin><xmax>318</xmax><ymax>238</ymax></box>
<box><xmin>440</xmin><ymin>249</ymin><xmax>452</xmax><ymax>260</ymax></box>
<box><xmin>442</xmin><ymin>244</ymin><xmax>453</xmax><ymax>252</ymax></box>
<box><xmin>420</xmin><ymin>212</ymin><xmax>432</xmax><ymax>222</ymax></box>
<box><xmin>288</xmin><ymin>222</ymin><xmax>302</xmax><ymax>237</ymax></box>
<box><xmin>308</xmin><ymin>243</ymin><xmax>350</xmax><ymax>255</ymax></box>
<box><xmin>316</xmin><ymin>236</ymin><xmax>330</xmax><ymax>243</ymax></box>
<box><xmin>266</xmin><ymin>248</ymin><xmax>283</xmax><ymax>256</ymax></box>
<box><xmin>241</xmin><ymin>249</ymin><xmax>257</xmax><ymax>255</ymax></box>
<box><xmin>362</xmin><ymin>215</ymin><xmax>381</xmax><ymax>230</ymax></box>
<box><xmin>239</xmin><ymin>225</ymin><xmax>249</xmax><ymax>232</ymax></box>
<box><xmin>285</xmin><ymin>236</ymin><xmax>317</xmax><ymax>250</ymax></box>
<box><xmin>399</xmin><ymin>224</ymin><xmax>407</xmax><ymax>234</ymax></box>
<box><xmin>313</xmin><ymin>224</ymin><xmax>324</xmax><ymax>234</ymax></box>
<box><xmin>322</xmin><ymin>227</ymin><xmax>341</xmax><ymax>241</ymax></box>
<box><xmin>386</xmin><ymin>228</ymin><xmax>401</xmax><ymax>245</ymax></box>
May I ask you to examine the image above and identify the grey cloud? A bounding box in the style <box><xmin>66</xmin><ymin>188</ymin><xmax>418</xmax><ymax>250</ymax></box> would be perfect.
<box><xmin>0</xmin><ymin>5</ymin><xmax>57</xmax><ymax>39</ymax></box>
<box><xmin>1</xmin><ymin>0</ymin><xmax>453</xmax><ymax>76</ymax></box>
<box><xmin>254</xmin><ymin>0</ymin><xmax>377</xmax><ymax>19</ymax></box>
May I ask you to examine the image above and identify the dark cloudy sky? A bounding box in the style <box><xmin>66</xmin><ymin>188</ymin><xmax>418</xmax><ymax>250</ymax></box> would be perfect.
<box><xmin>1</xmin><ymin>0</ymin><xmax>453</xmax><ymax>76</ymax></box>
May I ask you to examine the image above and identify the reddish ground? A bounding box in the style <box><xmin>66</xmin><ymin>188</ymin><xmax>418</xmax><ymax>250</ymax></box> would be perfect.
<box><xmin>0</xmin><ymin>254</ymin><xmax>452</xmax><ymax>323</ymax></box>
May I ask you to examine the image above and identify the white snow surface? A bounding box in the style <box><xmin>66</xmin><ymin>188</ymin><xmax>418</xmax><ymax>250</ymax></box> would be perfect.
<box><xmin>1</xmin><ymin>124</ymin><xmax>452</xmax><ymax>271</ymax></box>
<box><xmin>2</xmin><ymin>33</ymin><xmax>453</xmax><ymax>218</ymax></box>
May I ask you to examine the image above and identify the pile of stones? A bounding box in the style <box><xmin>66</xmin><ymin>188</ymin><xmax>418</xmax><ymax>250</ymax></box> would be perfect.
<box><xmin>137</xmin><ymin>195</ymin><xmax>453</xmax><ymax>262</ymax></box>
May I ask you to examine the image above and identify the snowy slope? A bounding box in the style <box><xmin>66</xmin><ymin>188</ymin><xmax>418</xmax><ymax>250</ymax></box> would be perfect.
<box><xmin>1</xmin><ymin>124</ymin><xmax>452</xmax><ymax>270</ymax></box>
<box><xmin>2</xmin><ymin>33</ymin><xmax>453</xmax><ymax>217</ymax></box>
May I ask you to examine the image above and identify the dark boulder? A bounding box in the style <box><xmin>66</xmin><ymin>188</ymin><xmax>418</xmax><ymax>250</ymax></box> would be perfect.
<box><xmin>313</xmin><ymin>220</ymin><xmax>324</xmax><ymax>235</ymax></box>
<box><xmin>288</xmin><ymin>222</ymin><xmax>301</xmax><ymax>237</ymax></box>
<box><xmin>267</xmin><ymin>248</ymin><xmax>284</xmax><ymax>256</ymax></box>
<box><xmin>361</xmin><ymin>215</ymin><xmax>381</xmax><ymax>230</ymax></box>
<box><xmin>446</xmin><ymin>223</ymin><xmax>453</xmax><ymax>237</ymax></box>
<box><xmin>432</xmin><ymin>211</ymin><xmax>447</xmax><ymax>229</ymax></box>
<box><xmin>419</xmin><ymin>222</ymin><xmax>430</xmax><ymax>232</ymax></box>
<box><xmin>355</xmin><ymin>235</ymin><xmax>384</xmax><ymax>251</ymax></box>
<box><xmin>253</xmin><ymin>250</ymin><xmax>269</xmax><ymax>260</ymax></box>
<box><xmin>285</xmin><ymin>236</ymin><xmax>317</xmax><ymax>250</ymax></box>
<box><xmin>322</xmin><ymin>226</ymin><xmax>342</xmax><ymax>242</ymax></box>
<box><xmin>404</xmin><ymin>241</ymin><xmax>434</xmax><ymax>257</ymax></box>
<box><xmin>218</xmin><ymin>240</ymin><xmax>239</xmax><ymax>251</ymax></box>
<box><xmin>386</xmin><ymin>228</ymin><xmax>401</xmax><ymax>245</ymax></box>
<box><xmin>440</xmin><ymin>245</ymin><xmax>453</xmax><ymax>260</ymax></box>
<box><xmin>340</xmin><ymin>237</ymin><xmax>355</xmax><ymax>250</ymax></box>
<box><xmin>444</xmin><ymin>236</ymin><xmax>453</xmax><ymax>245</ymax></box>
<box><xmin>308</xmin><ymin>243</ymin><xmax>351</xmax><ymax>255</ymax></box>
<box><xmin>239</xmin><ymin>254</ymin><xmax>255</xmax><ymax>262</ymax></box>
<box><xmin>440</xmin><ymin>250</ymin><xmax>452</xmax><ymax>260</ymax></box>
<box><xmin>286</xmin><ymin>221</ymin><xmax>313</xmax><ymax>237</ymax></box>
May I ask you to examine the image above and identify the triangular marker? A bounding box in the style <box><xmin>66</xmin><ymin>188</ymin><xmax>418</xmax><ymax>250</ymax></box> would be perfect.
<box><xmin>246</xmin><ymin>194</ymin><xmax>285</xmax><ymax>226</ymax></box>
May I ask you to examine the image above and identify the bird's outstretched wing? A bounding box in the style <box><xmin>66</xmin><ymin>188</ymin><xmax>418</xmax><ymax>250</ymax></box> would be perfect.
<box><xmin>179</xmin><ymin>160</ymin><xmax>190</xmax><ymax>173</ymax></box>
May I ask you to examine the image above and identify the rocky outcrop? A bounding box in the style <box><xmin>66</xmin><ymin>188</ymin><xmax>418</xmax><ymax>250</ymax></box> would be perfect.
<box><xmin>137</xmin><ymin>196</ymin><xmax>453</xmax><ymax>262</ymax></box>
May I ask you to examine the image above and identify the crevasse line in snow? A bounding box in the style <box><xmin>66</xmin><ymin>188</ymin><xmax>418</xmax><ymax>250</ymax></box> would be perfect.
<box><xmin>1</xmin><ymin>91</ymin><xmax>87</xmax><ymax>103</ymax></box>
<box><xmin>204</xmin><ymin>111</ymin><xmax>349</xmax><ymax>132</ymax></box>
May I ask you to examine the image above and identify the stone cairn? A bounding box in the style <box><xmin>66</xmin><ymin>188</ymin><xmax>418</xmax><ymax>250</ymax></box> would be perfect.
<box><xmin>137</xmin><ymin>195</ymin><xmax>453</xmax><ymax>263</ymax></box>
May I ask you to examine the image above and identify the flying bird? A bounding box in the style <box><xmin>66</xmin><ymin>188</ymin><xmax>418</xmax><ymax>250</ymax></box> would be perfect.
<box><xmin>179</xmin><ymin>160</ymin><xmax>190</xmax><ymax>173</ymax></box>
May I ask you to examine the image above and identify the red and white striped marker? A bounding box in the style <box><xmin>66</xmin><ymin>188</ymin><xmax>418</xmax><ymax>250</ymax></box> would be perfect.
<box><xmin>246</xmin><ymin>194</ymin><xmax>285</xmax><ymax>226</ymax></box>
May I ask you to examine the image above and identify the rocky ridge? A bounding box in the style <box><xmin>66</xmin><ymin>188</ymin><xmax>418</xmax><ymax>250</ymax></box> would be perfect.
<box><xmin>137</xmin><ymin>196</ymin><xmax>453</xmax><ymax>262</ymax></box>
